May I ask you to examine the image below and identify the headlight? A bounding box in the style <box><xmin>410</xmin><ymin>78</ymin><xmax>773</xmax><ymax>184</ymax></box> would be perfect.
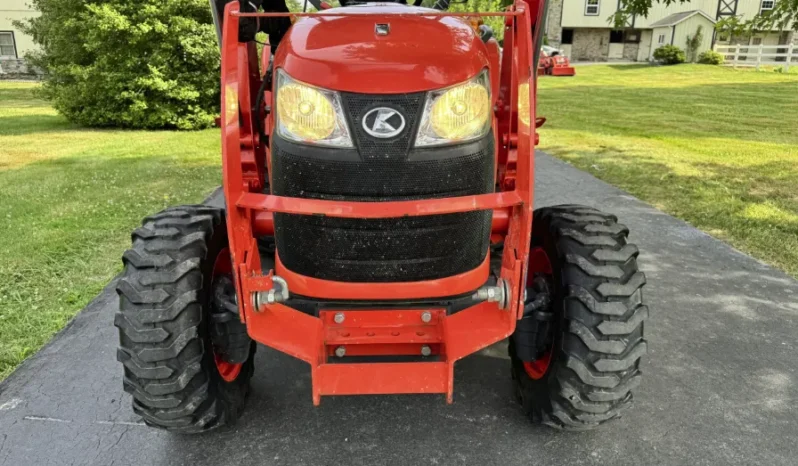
<box><xmin>415</xmin><ymin>71</ymin><xmax>491</xmax><ymax>147</ymax></box>
<box><xmin>275</xmin><ymin>70</ymin><xmax>353</xmax><ymax>147</ymax></box>
<box><xmin>517</xmin><ymin>81</ymin><xmax>530</xmax><ymax>127</ymax></box>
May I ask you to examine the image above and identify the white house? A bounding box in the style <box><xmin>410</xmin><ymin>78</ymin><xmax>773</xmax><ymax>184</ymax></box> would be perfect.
<box><xmin>647</xmin><ymin>10</ymin><xmax>716</xmax><ymax>59</ymax></box>
<box><xmin>545</xmin><ymin>0</ymin><xmax>797</xmax><ymax>61</ymax></box>
<box><xmin>0</xmin><ymin>0</ymin><xmax>38</xmax><ymax>75</ymax></box>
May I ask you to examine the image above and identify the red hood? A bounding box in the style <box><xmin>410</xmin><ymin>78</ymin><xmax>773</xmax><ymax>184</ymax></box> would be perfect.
<box><xmin>274</xmin><ymin>5</ymin><xmax>489</xmax><ymax>94</ymax></box>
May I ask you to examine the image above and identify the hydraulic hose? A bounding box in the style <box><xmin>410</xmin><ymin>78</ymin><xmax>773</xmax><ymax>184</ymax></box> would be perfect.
<box><xmin>254</xmin><ymin>56</ymin><xmax>272</xmax><ymax>150</ymax></box>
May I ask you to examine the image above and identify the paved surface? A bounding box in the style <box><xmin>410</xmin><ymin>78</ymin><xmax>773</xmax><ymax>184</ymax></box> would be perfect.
<box><xmin>2</xmin><ymin>153</ymin><xmax>798</xmax><ymax>466</ymax></box>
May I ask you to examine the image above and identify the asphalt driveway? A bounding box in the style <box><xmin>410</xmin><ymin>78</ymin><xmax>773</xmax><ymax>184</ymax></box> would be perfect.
<box><xmin>1</xmin><ymin>153</ymin><xmax>797</xmax><ymax>465</ymax></box>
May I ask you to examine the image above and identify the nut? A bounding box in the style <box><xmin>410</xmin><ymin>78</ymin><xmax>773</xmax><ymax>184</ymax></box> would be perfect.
<box><xmin>421</xmin><ymin>345</ymin><xmax>432</xmax><ymax>357</ymax></box>
<box><xmin>421</xmin><ymin>311</ymin><xmax>432</xmax><ymax>323</ymax></box>
<box><xmin>334</xmin><ymin>312</ymin><xmax>345</xmax><ymax>324</ymax></box>
<box><xmin>335</xmin><ymin>346</ymin><xmax>346</xmax><ymax>357</ymax></box>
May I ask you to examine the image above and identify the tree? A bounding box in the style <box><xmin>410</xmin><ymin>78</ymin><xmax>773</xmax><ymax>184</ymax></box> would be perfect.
<box><xmin>451</xmin><ymin>0</ymin><xmax>796</xmax><ymax>39</ymax></box>
<box><xmin>685</xmin><ymin>25</ymin><xmax>703</xmax><ymax>63</ymax></box>
<box><xmin>443</xmin><ymin>0</ymin><xmax>508</xmax><ymax>41</ymax></box>
<box><xmin>739</xmin><ymin>0</ymin><xmax>798</xmax><ymax>33</ymax></box>
<box><xmin>16</xmin><ymin>0</ymin><xmax>220</xmax><ymax>130</ymax></box>
<box><xmin>612</xmin><ymin>0</ymin><xmax>798</xmax><ymax>32</ymax></box>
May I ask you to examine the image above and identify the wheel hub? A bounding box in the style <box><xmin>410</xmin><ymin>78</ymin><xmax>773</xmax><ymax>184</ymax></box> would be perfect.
<box><xmin>514</xmin><ymin>247</ymin><xmax>556</xmax><ymax>380</ymax></box>
<box><xmin>209</xmin><ymin>248</ymin><xmax>249</xmax><ymax>382</ymax></box>
<box><xmin>214</xmin><ymin>353</ymin><xmax>243</xmax><ymax>382</ymax></box>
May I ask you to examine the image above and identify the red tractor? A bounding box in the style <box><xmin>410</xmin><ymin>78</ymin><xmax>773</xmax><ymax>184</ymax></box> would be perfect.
<box><xmin>115</xmin><ymin>0</ymin><xmax>647</xmax><ymax>433</ymax></box>
<box><xmin>538</xmin><ymin>46</ymin><xmax>576</xmax><ymax>76</ymax></box>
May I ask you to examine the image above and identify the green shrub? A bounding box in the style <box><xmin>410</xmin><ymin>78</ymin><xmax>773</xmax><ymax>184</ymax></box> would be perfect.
<box><xmin>15</xmin><ymin>0</ymin><xmax>220</xmax><ymax>130</ymax></box>
<box><xmin>653</xmin><ymin>45</ymin><xmax>686</xmax><ymax>65</ymax></box>
<box><xmin>698</xmin><ymin>50</ymin><xmax>725</xmax><ymax>65</ymax></box>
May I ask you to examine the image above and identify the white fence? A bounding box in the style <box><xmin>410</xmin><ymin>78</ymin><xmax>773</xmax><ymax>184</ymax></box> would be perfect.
<box><xmin>713</xmin><ymin>44</ymin><xmax>797</xmax><ymax>70</ymax></box>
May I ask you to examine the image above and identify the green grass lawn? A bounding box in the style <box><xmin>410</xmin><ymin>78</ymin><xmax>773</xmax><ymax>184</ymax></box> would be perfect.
<box><xmin>537</xmin><ymin>64</ymin><xmax>798</xmax><ymax>278</ymax></box>
<box><xmin>0</xmin><ymin>82</ymin><xmax>221</xmax><ymax>380</ymax></box>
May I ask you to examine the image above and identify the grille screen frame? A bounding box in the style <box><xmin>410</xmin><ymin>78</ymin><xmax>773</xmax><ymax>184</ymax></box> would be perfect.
<box><xmin>340</xmin><ymin>92</ymin><xmax>425</xmax><ymax>160</ymax></box>
<box><xmin>270</xmin><ymin>92</ymin><xmax>495</xmax><ymax>283</ymax></box>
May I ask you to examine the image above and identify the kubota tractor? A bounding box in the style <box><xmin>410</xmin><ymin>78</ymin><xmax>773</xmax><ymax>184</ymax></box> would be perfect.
<box><xmin>115</xmin><ymin>0</ymin><xmax>648</xmax><ymax>433</ymax></box>
<box><xmin>538</xmin><ymin>47</ymin><xmax>576</xmax><ymax>76</ymax></box>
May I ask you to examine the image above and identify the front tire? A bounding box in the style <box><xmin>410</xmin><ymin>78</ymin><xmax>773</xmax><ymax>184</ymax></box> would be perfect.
<box><xmin>511</xmin><ymin>205</ymin><xmax>648</xmax><ymax>430</ymax></box>
<box><xmin>115</xmin><ymin>205</ymin><xmax>254</xmax><ymax>433</ymax></box>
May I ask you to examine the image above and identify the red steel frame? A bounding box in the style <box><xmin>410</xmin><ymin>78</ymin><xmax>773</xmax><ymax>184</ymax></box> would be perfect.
<box><xmin>219</xmin><ymin>0</ymin><xmax>544</xmax><ymax>404</ymax></box>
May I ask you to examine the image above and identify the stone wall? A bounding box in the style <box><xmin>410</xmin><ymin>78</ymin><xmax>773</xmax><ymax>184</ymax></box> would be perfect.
<box><xmin>571</xmin><ymin>28</ymin><xmax>609</xmax><ymax>61</ymax></box>
<box><xmin>545</xmin><ymin>0</ymin><xmax>564</xmax><ymax>47</ymax></box>
<box><xmin>622</xmin><ymin>42</ymin><xmax>639</xmax><ymax>61</ymax></box>
<box><xmin>0</xmin><ymin>58</ymin><xmax>41</xmax><ymax>78</ymax></box>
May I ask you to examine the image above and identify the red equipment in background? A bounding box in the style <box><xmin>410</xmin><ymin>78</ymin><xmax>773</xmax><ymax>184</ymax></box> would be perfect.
<box><xmin>538</xmin><ymin>49</ymin><xmax>575</xmax><ymax>76</ymax></box>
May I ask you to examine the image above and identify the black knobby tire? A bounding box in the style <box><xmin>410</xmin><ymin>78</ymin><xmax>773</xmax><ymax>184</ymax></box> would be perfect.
<box><xmin>511</xmin><ymin>205</ymin><xmax>648</xmax><ymax>430</ymax></box>
<box><xmin>115</xmin><ymin>205</ymin><xmax>255</xmax><ymax>433</ymax></box>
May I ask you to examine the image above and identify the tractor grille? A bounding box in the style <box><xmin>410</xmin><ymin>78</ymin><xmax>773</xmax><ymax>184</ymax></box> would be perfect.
<box><xmin>340</xmin><ymin>92</ymin><xmax>425</xmax><ymax>160</ymax></box>
<box><xmin>270</xmin><ymin>93</ymin><xmax>494</xmax><ymax>283</ymax></box>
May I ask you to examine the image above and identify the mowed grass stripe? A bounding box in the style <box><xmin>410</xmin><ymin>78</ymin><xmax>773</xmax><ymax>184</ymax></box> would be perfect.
<box><xmin>538</xmin><ymin>64</ymin><xmax>798</xmax><ymax>277</ymax></box>
<box><xmin>0</xmin><ymin>82</ymin><xmax>221</xmax><ymax>380</ymax></box>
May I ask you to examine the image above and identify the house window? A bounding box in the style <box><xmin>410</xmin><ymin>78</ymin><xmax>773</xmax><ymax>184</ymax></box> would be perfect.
<box><xmin>752</xmin><ymin>37</ymin><xmax>762</xmax><ymax>45</ymax></box>
<box><xmin>585</xmin><ymin>0</ymin><xmax>600</xmax><ymax>16</ymax></box>
<box><xmin>561</xmin><ymin>28</ymin><xmax>574</xmax><ymax>45</ymax></box>
<box><xmin>609</xmin><ymin>30</ymin><xmax>624</xmax><ymax>43</ymax></box>
<box><xmin>657</xmin><ymin>34</ymin><xmax>666</xmax><ymax>45</ymax></box>
<box><xmin>760</xmin><ymin>0</ymin><xmax>775</xmax><ymax>13</ymax></box>
<box><xmin>0</xmin><ymin>32</ymin><xmax>17</xmax><ymax>58</ymax></box>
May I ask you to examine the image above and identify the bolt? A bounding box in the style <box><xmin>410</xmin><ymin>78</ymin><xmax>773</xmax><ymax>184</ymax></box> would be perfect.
<box><xmin>421</xmin><ymin>345</ymin><xmax>432</xmax><ymax>357</ymax></box>
<box><xmin>252</xmin><ymin>276</ymin><xmax>289</xmax><ymax>311</ymax></box>
<box><xmin>334</xmin><ymin>312</ymin><xmax>345</xmax><ymax>324</ymax></box>
<box><xmin>473</xmin><ymin>286</ymin><xmax>501</xmax><ymax>302</ymax></box>
<box><xmin>472</xmin><ymin>280</ymin><xmax>510</xmax><ymax>310</ymax></box>
<box><xmin>252</xmin><ymin>292</ymin><xmax>266</xmax><ymax>313</ymax></box>
<box><xmin>421</xmin><ymin>311</ymin><xmax>432</xmax><ymax>323</ymax></box>
<box><xmin>335</xmin><ymin>346</ymin><xmax>346</xmax><ymax>358</ymax></box>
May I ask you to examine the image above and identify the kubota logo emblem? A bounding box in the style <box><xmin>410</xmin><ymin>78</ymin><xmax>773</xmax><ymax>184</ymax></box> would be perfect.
<box><xmin>362</xmin><ymin>107</ymin><xmax>405</xmax><ymax>139</ymax></box>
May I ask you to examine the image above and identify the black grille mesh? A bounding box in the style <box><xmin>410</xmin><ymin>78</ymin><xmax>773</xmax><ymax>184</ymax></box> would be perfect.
<box><xmin>271</xmin><ymin>152</ymin><xmax>493</xmax><ymax>200</ymax></box>
<box><xmin>271</xmin><ymin>93</ymin><xmax>495</xmax><ymax>283</ymax></box>
<box><xmin>341</xmin><ymin>92</ymin><xmax>425</xmax><ymax>160</ymax></box>
<box><xmin>274</xmin><ymin>211</ymin><xmax>492</xmax><ymax>282</ymax></box>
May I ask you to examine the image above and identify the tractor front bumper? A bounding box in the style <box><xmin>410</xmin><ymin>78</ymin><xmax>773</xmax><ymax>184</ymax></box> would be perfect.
<box><xmin>231</xmin><ymin>186</ymin><xmax>530</xmax><ymax>404</ymax></box>
<box><xmin>245</xmin><ymin>298</ymin><xmax>515</xmax><ymax>404</ymax></box>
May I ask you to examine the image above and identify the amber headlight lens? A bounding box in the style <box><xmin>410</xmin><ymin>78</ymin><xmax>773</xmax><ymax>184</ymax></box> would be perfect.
<box><xmin>431</xmin><ymin>83</ymin><xmax>489</xmax><ymax>140</ymax></box>
<box><xmin>275</xmin><ymin>70</ymin><xmax>352</xmax><ymax>147</ymax></box>
<box><xmin>416</xmin><ymin>71</ymin><xmax>491</xmax><ymax>147</ymax></box>
<box><xmin>277</xmin><ymin>84</ymin><xmax>334</xmax><ymax>139</ymax></box>
<box><xmin>517</xmin><ymin>81</ymin><xmax>530</xmax><ymax>127</ymax></box>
